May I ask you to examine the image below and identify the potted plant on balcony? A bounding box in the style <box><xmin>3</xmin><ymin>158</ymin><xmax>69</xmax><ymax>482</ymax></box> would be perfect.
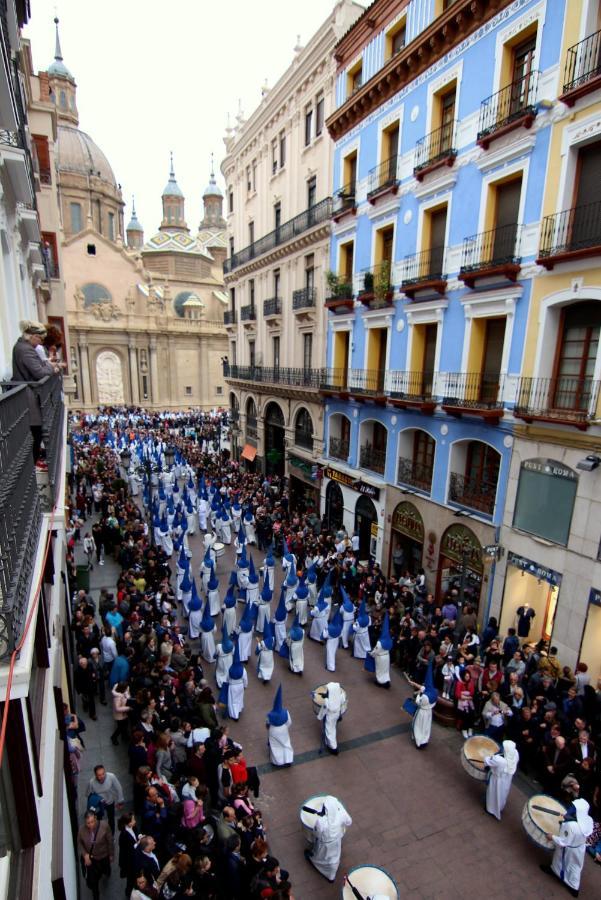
<box><xmin>373</xmin><ymin>263</ymin><xmax>393</xmax><ymax>307</ymax></box>
<box><xmin>361</xmin><ymin>270</ymin><xmax>374</xmax><ymax>299</ymax></box>
<box><xmin>326</xmin><ymin>270</ymin><xmax>339</xmax><ymax>299</ymax></box>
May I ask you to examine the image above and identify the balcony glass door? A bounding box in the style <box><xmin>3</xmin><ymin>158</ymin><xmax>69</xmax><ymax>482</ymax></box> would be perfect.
<box><xmin>428</xmin><ymin>207</ymin><xmax>447</xmax><ymax>276</ymax></box>
<box><xmin>492</xmin><ymin>177</ymin><xmax>521</xmax><ymax>261</ymax></box>
<box><xmin>553</xmin><ymin>301</ymin><xmax>601</xmax><ymax>411</ymax></box>
<box><xmin>481</xmin><ymin>317</ymin><xmax>506</xmax><ymax>403</ymax></box>
<box><xmin>440</xmin><ymin>88</ymin><xmax>456</xmax><ymax>152</ymax></box>
<box><xmin>571</xmin><ymin>141</ymin><xmax>601</xmax><ymax>250</ymax></box>
<box><xmin>510</xmin><ymin>35</ymin><xmax>536</xmax><ymax>116</ymax></box>
<box><xmin>422</xmin><ymin>323</ymin><xmax>437</xmax><ymax>397</ymax></box>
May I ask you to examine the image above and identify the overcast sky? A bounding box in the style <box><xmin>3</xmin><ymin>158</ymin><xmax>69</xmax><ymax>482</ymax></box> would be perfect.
<box><xmin>25</xmin><ymin>0</ymin><xmax>349</xmax><ymax>238</ymax></box>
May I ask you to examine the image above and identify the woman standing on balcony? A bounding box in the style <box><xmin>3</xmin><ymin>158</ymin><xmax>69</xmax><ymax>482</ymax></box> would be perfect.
<box><xmin>11</xmin><ymin>320</ymin><xmax>61</xmax><ymax>467</ymax></box>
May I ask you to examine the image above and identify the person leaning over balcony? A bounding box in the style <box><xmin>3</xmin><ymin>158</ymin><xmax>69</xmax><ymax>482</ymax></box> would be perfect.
<box><xmin>12</xmin><ymin>320</ymin><xmax>61</xmax><ymax>467</ymax></box>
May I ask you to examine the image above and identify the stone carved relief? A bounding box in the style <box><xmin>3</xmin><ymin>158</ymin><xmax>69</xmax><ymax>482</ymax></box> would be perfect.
<box><xmin>91</xmin><ymin>302</ymin><xmax>122</xmax><ymax>321</ymax></box>
<box><xmin>96</xmin><ymin>350</ymin><xmax>125</xmax><ymax>404</ymax></box>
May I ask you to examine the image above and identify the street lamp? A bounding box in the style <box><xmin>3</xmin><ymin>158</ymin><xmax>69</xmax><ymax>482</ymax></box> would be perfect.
<box><xmin>120</xmin><ymin>444</ymin><xmax>176</xmax><ymax>546</ymax></box>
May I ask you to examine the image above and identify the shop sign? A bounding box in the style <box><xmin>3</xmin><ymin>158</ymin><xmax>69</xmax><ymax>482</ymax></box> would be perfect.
<box><xmin>324</xmin><ymin>466</ymin><xmax>380</xmax><ymax>500</ymax></box>
<box><xmin>370</xmin><ymin>522</ymin><xmax>379</xmax><ymax>538</ymax></box>
<box><xmin>440</xmin><ymin>524</ymin><xmax>483</xmax><ymax>573</ymax></box>
<box><xmin>392</xmin><ymin>502</ymin><xmax>424</xmax><ymax>542</ymax></box>
<box><xmin>522</xmin><ymin>458</ymin><xmax>577</xmax><ymax>481</ymax></box>
<box><xmin>507</xmin><ymin>551</ymin><xmax>562</xmax><ymax>586</ymax></box>
<box><xmin>589</xmin><ymin>587</ymin><xmax>601</xmax><ymax>607</ymax></box>
<box><xmin>483</xmin><ymin>544</ymin><xmax>504</xmax><ymax>559</ymax></box>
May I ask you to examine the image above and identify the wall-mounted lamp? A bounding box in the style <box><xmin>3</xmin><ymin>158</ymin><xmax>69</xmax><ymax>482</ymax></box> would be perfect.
<box><xmin>576</xmin><ymin>454</ymin><xmax>601</xmax><ymax>471</ymax></box>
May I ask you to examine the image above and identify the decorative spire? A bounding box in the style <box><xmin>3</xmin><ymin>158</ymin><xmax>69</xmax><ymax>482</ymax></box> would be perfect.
<box><xmin>54</xmin><ymin>16</ymin><xmax>63</xmax><ymax>61</ymax></box>
<box><xmin>48</xmin><ymin>15</ymin><xmax>75</xmax><ymax>85</ymax></box>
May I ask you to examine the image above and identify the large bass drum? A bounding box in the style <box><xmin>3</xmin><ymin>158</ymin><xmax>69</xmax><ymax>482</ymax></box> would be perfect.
<box><xmin>312</xmin><ymin>683</ymin><xmax>348</xmax><ymax>717</ymax></box>
<box><xmin>342</xmin><ymin>865</ymin><xmax>398</xmax><ymax>900</ymax></box>
<box><xmin>521</xmin><ymin>794</ymin><xmax>567</xmax><ymax>850</ymax></box>
<box><xmin>460</xmin><ymin>735</ymin><xmax>501</xmax><ymax>781</ymax></box>
<box><xmin>299</xmin><ymin>794</ymin><xmax>330</xmax><ymax>844</ymax></box>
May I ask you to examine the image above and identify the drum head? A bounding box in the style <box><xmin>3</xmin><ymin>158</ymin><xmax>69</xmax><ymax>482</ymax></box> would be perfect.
<box><xmin>312</xmin><ymin>685</ymin><xmax>328</xmax><ymax>707</ymax></box>
<box><xmin>299</xmin><ymin>794</ymin><xmax>329</xmax><ymax>829</ymax></box>
<box><xmin>343</xmin><ymin>865</ymin><xmax>398</xmax><ymax>900</ymax></box>
<box><xmin>464</xmin><ymin>735</ymin><xmax>500</xmax><ymax>765</ymax></box>
<box><xmin>527</xmin><ymin>794</ymin><xmax>567</xmax><ymax>837</ymax></box>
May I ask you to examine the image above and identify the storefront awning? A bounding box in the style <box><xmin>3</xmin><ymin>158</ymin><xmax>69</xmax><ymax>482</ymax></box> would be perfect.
<box><xmin>241</xmin><ymin>444</ymin><xmax>257</xmax><ymax>462</ymax></box>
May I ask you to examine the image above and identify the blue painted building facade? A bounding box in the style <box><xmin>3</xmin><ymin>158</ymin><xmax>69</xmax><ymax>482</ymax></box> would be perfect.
<box><xmin>320</xmin><ymin>0</ymin><xmax>565</xmax><ymax>618</ymax></box>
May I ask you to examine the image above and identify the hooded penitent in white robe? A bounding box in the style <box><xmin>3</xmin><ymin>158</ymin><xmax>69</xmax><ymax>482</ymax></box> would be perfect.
<box><xmin>200</xmin><ymin>628</ymin><xmax>216</xmax><ymax>663</ymax></box>
<box><xmin>256</xmin><ymin>641</ymin><xmax>274</xmax><ymax>682</ymax></box>
<box><xmin>288</xmin><ymin>634</ymin><xmax>304</xmax><ymax>674</ymax></box>
<box><xmin>256</xmin><ymin>600</ymin><xmax>271</xmax><ymax>634</ymax></box>
<box><xmin>197</xmin><ymin>498</ymin><xmax>208</xmax><ymax>531</ymax></box>
<box><xmin>309</xmin><ymin>606</ymin><xmax>328</xmax><ymax>641</ymax></box>
<box><xmin>263</xmin><ymin>560</ymin><xmax>275</xmax><ymax>590</ymax></box>
<box><xmin>341</xmin><ymin>608</ymin><xmax>355</xmax><ymax>649</ymax></box>
<box><xmin>243</xmin><ymin>515</ymin><xmax>256</xmax><ymax>544</ymax></box>
<box><xmin>221</xmin><ymin>515</ymin><xmax>232</xmax><ymax>545</ymax></box>
<box><xmin>369</xmin><ymin>642</ymin><xmax>391</xmax><ymax>685</ymax></box>
<box><xmin>351</xmin><ymin>620</ymin><xmax>371</xmax><ymax>659</ymax></box>
<box><xmin>186</xmin><ymin>511</ymin><xmax>196</xmax><ymax>535</ymax></box>
<box><xmin>550</xmin><ymin>799</ymin><xmax>593</xmax><ymax>891</ymax></box>
<box><xmin>323</xmin><ymin>631</ymin><xmax>339</xmax><ymax>672</ymax></box>
<box><xmin>226</xmin><ymin>671</ymin><xmax>248</xmax><ymax>720</ymax></box>
<box><xmin>294</xmin><ymin>593</ymin><xmax>308</xmax><ymax>626</ymax></box>
<box><xmin>317</xmin><ymin>682</ymin><xmax>344</xmax><ymax>751</ymax></box>
<box><xmin>214</xmin><ymin>644</ymin><xmax>234</xmax><ymax>689</ymax></box>
<box><xmin>188</xmin><ymin>608</ymin><xmax>202</xmax><ymax>640</ymax></box>
<box><xmin>412</xmin><ymin>690</ymin><xmax>436</xmax><ymax>748</ymax></box>
<box><xmin>307</xmin><ymin>580</ymin><xmax>318</xmax><ymax>607</ymax></box>
<box><xmin>268</xmin><ymin>713</ymin><xmax>293</xmax><ymax>766</ymax></box>
<box><xmin>222</xmin><ymin>604</ymin><xmax>237</xmax><ymax>635</ymax></box>
<box><xmin>232</xmin><ymin>508</ymin><xmax>242</xmax><ymax>534</ymax></box>
<box><xmin>246</xmin><ymin>581</ymin><xmax>259</xmax><ymax>605</ymax></box>
<box><xmin>200</xmin><ymin>562</ymin><xmax>212</xmax><ymax>594</ymax></box>
<box><xmin>484</xmin><ymin>741</ymin><xmax>519</xmax><ymax>820</ymax></box>
<box><xmin>274</xmin><ymin>619</ymin><xmax>287</xmax><ymax>652</ymax></box>
<box><xmin>307</xmin><ymin>796</ymin><xmax>352</xmax><ymax>882</ymax></box>
<box><xmin>237</xmin><ymin>629</ymin><xmax>253</xmax><ymax>662</ymax></box>
<box><xmin>237</xmin><ymin>566</ymin><xmax>249</xmax><ymax>590</ymax></box>
<box><xmin>208</xmin><ymin>586</ymin><xmax>221</xmax><ymax>617</ymax></box>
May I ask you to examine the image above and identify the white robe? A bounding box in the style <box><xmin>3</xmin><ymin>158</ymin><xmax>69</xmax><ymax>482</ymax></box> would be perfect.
<box><xmin>284</xmin><ymin>583</ymin><xmax>297</xmax><ymax>610</ymax></box>
<box><xmin>317</xmin><ymin>683</ymin><xmax>344</xmax><ymax>751</ymax></box>
<box><xmin>412</xmin><ymin>692</ymin><xmax>435</xmax><ymax>748</ymax></box>
<box><xmin>197</xmin><ymin>499</ymin><xmax>208</xmax><ymax>531</ymax></box>
<box><xmin>208</xmin><ymin>588</ymin><xmax>221</xmax><ymax>617</ymax></box>
<box><xmin>246</xmin><ymin>582</ymin><xmax>259</xmax><ymax>605</ymax></box>
<box><xmin>226</xmin><ymin>670</ymin><xmax>248</xmax><ymax>720</ymax></box>
<box><xmin>221</xmin><ymin>520</ymin><xmax>232</xmax><ymax>545</ymax></box>
<box><xmin>341</xmin><ymin>610</ymin><xmax>355</xmax><ymax>649</ymax></box>
<box><xmin>369</xmin><ymin>643</ymin><xmax>391</xmax><ymax>685</ymax></box>
<box><xmin>256</xmin><ymin>602</ymin><xmax>271</xmax><ymax>634</ymax></box>
<box><xmin>484</xmin><ymin>753</ymin><xmax>514</xmax><ymax>820</ymax></box>
<box><xmin>180</xmin><ymin>587</ymin><xmax>192</xmax><ymax>617</ymax></box>
<box><xmin>352</xmin><ymin>622</ymin><xmax>371</xmax><ymax>659</ymax></box>
<box><xmin>295</xmin><ymin>596</ymin><xmax>309</xmax><ymax>626</ymax></box>
<box><xmin>214</xmin><ymin>645</ymin><xmax>233</xmax><ymax>688</ymax></box>
<box><xmin>200</xmin><ymin>629</ymin><xmax>216</xmax><ymax>663</ymax></box>
<box><xmin>324</xmin><ymin>633</ymin><xmax>339</xmax><ymax>672</ymax></box>
<box><xmin>307</xmin><ymin>580</ymin><xmax>318</xmax><ymax>607</ymax></box>
<box><xmin>232</xmin><ymin>510</ymin><xmax>241</xmax><ymax>533</ymax></box>
<box><xmin>188</xmin><ymin>609</ymin><xmax>202</xmax><ymax>640</ymax></box>
<box><xmin>310</xmin><ymin>608</ymin><xmax>328</xmax><ymax>641</ymax></box>
<box><xmin>186</xmin><ymin>512</ymin><xmax>196</xmax><ymax>535</ymax></box>
<box><xmin>243</xmin><ymin>517</ymin><xmax>256</xmax><ymax>544</ymax></box>
<box><xmin>237</xmin><ymin>567</ymin><xmax>249</xmax><ymax>590</ymax></box>
<box><xmin>551</xmin><ymin>819</ymin><xmax>588</xmax><ymax>891</ymax></box>
<box><xmin>222</xmin><ymin>605</ymin><xmax>237</xmax><ymax>635</ymax></box>
<box><xmin>237</xmin><ymin>629</ymin><xmax>253</xmax><ymax>662</ymax></box>
<box><xmin>309</xmin><ymin>797</ymin><xmax>352</xmax><ymax>882</ymax></box>
<box><xmin>274</xmin><ymin>620</ymin><xmax>287</xmax><ymax>652</ymax></box>
<box><xmin>288</xmin><ymin>636</ymin><xmax>304</xmax><ymax>673</ymax></box>
<box><xmin>268</xmin><ymin>713</ymin><xmax>293</xmax><ymax>766</ymax></box>
<box><xmin>200</xmin><ymin>563</ymin><xmax>212</xmax><ymax>593</ymax></box>
<box><xmin>263</xmin><ymin>564</ymin><xmax>275</xmax><ymax>591</ymax></box>
<box><xmin>256</xmin><ymin>643</ymin><xmax>274</xmax><ymax>681</ymax></box>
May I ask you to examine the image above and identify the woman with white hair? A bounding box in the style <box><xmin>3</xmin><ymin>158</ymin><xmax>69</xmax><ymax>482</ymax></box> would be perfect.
<box><xmin>12</xmin><ymin>320</ymin><xmax>60</xmax><ymax>465</ymax></box>
<box><xmin>484</xmin><ymin>740</ymin><xmax>519</xmax><ymax>820</ymax></box>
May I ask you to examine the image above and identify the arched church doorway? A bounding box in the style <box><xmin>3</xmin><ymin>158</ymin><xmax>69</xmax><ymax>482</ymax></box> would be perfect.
<box><xmin>324</xmin><ymin>480</ymin><xmax>344</xmax><ymax>531</ymax></box>
<box><xmin>354</xmin><ymin>495</ymin><xmax>377</xmax><ymax>561</ymax></box>
<box><xmin>264</xmin><ymin>401</ymin><xmax>285</xmax><ymax>476</ymax></box>
<box><xmin>96</xmin><ymin>350</ymin><xmax>124</xmax><ymax>405</ymax></box>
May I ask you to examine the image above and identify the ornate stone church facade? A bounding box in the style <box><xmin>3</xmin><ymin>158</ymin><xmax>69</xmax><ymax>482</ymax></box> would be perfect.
<box><xmin>48</xmin><ymin>22</ymin><xmax>228</xmax><ymax>409</ymax></box>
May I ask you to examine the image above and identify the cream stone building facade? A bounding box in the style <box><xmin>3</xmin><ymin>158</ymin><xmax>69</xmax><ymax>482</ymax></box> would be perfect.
<box><xmin>221</xmin><ymin>0</ymin><xmax>363</xmax><ymax>508</ymax></box>
<box><xmin>47</xmin><ymin>22</ymin><xmax>228</xmax><ymax>409</ymax></box>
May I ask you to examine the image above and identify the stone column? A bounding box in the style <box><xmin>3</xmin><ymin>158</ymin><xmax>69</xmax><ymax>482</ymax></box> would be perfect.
<box><xmin>128</xmin><ymin>341</ymin><xmax>139</xmax><ymax>404</ymax></box>
<box><xmin>79</xmin><ymin>336</ymin><xmax>92</xmax><ymax>404</ymax></box>
<box><xmin>149</xmin><ymin>337</ymin><xmax>159</xmax><ymax>404</ymax></box>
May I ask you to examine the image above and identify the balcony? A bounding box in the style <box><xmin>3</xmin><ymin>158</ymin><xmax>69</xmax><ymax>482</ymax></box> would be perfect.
<box><xmin>348</xmin><ymin>368</ymin><xmax>387</xmax><ymax>403</ymax></box>
<box><xmin>459</xmin><ymin>224</ymin><xmax>521</xmax><ymax>287</ymax></box>
<box><xmin>0</xmin><ymin>126</ymin><xmax>35</xmax><ymax>204</ymax></box>
<box><xmin>224</xmin><ymin>309</ymin><xmax>237</xmax><ymax>327</ymax></box>
<box><xmin>477</xmin><ymin>71</ymin><xmax>539</xmax><ymax>149</ymax></box>
<box><xmin>332</xmin><ymin>182</ymin><xmax>357</xmax><ymax>221</ymax></box>
<box><xmin>325</xmin><ymin>274</ymin><xmax>354</xmax><ymax>312</ymax></box>
<box><xmin>328</xmin><ymin>437</ymin><xmax>350</xmax><ymax>462</ymax></box>
<box><xmin>387</xmin><ymin>371</ymin><xmax>436</xmax><ymax>413</ymax></box>
<box><xmin>401</xmin><ymin>247</ymin><xmax>447</xmax><ymax>299</ymax></box>
<box><xmin>357</xmin><ymin>261</ymin><xmax>393</xmax><ymax>308</ymax></box>
<box><xmin>537</xmin><ymin>201</ymin><xmax>601</xmax><ymax>269</ymax></box>
<box><xmin>240</xmin><ymin>304</ymin><xmax>256</xmax><ymax>323</ymax></box>
<box><xmin>449</xmin><ymin>472</ymin><xmax>497</xmax><ymax>517</ymax></box>
<box><xmin>367</xmin><ymin>156</ymin><xmax>399</xmax><ymax>203</ymax></box>
<box><xmin>441</xmin><ymin>372</ymin><xmax>504</xmax><ymax>420</ymax></box>
<box><xmin>224</xmin><ymin>197</ymin><xmax>332</xmax><ymax>273</ymax></box>
<box><xmin>263</xmin><ymin>297</ymin><xmax>282</xmax><ymax>319</ymax></box>
<box><xmin>414</xmin><ymin>121</ymin><xmax>457</xmax><ymax>180</ymax></box>
<box><xmin>225</xmin><ymin>365</ymin><xmax>323</xmax><ymax>391</ymax></box>
<box><xmin>397</xmin><ymin>457</ymin><xmax>433</xmax><ymax>493</ymax></box>
<box><xmin>359</xmin><ymin>443</ymin><xmax>386</xmax><ymax>476</ymax></box>
<box><xmin>320</xmin><ymin>368</ymin><xmax>351</xmax><ymax>398</ymax></box>
<box><xmin>514</xmin><ymin>376</ymin><xmax>601</xmax><ymax>430</ymax></box>
<box><xmin>561</xmin><ymin>29</ymin><xmax>601</xmax><ymax>106</ymax></box>
<box><xmin>292</xmin><ymin>287</ymin><xmax>316</xmax><ymax>313</ymax></box>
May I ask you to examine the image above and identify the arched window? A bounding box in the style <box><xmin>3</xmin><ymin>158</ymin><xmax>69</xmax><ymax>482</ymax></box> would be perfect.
<box><xmin>294</xmin><ymin>408</ymin><xmax>313</xmax><ymax>449</ymax></box>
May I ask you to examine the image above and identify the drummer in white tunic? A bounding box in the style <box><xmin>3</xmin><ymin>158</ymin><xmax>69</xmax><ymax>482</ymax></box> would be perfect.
<box><xmin>197</xmin><ymin>491</ymin><xmax>209</xmax><ymax>531</ymax></box>
<box><xmin>286</xmin><ymin>616</ymin><xmax>304</xmax><ymax>675</ymax></box>
<box><xmin>541</xmin><ymin>798</ymin><xmax>594</xmax><ymax>896</ymax></box>
<box><xmin>243</xmin><ymin>509</ymin><xmax>256</xmax><ymax>545</ymax></box>
<box><xmin>304</xmin><ymin>795</ymin><xmax>352</xmax><ymax>882</ymax></box>
<box><xmin>484</xmin><ymin>739</ymin><xmax>519</xmax><ymax>820</ymax></box>
<box><xmin>317</xmin><ymin>681</ymin><xmax>346</xmax><ymax>755</ymax></box>
<box><xmin>266</xmin><ymin>684</ymin><xmax>293</xmax><ymax>767</ymax></box>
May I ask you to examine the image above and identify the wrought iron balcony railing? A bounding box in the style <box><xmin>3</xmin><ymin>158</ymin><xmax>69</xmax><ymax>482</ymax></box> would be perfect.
<box><xmin>240</xmin><ymin>304</ymin><xmax>256</xmax><ymax>322</ymax></box>
<box><xmin>320</xmin><ymin>368</ymin><xmax>350</xmax><ymax>392</ymax></box>
<box><xmin>514</xmin><ymin>376</ymin><xmax>601</xmax><ymax>427</ymax></box>
<box><xmin>460</xmin><ymin>223</ymin><xmax>521</xmax><ymax>281</ymax></box>
<box><xmin>325</xmin><ymin>275</ymin><xmax>354</xmax><ymax>304</ymax></box>
<box><xmin>224</xmin><ymin>197</ymin><xmax>332</xmax><ymax>273</ymax></box>
<box><xmin>397</xmin><ymin>457</ymin><xmax>433</xmax><ymax>493</ymax></box>
<box><xmin>292</xmin><ymin>287</ymin><xmax>316</xmax><ymax>310</ymax></box>
<box><xmin>367</xmin><ymin>155</ymin><xmax>399</xmax><ymax>199</ymax></box>
<box><xmin>225</xmin><ymin>365</ymin><xmax>323</xmax><ymax>389</ymax></box>
<box><xmin>477</xmin><ymin>71</ymin><xmax>539</xmax><ymax>145</ymax></box>
<box><xmin>294</xmin><ymin>427</ymin><xmax>313</xmax><ymax>450</ymax></box>
<box><xmin>401</xmin><ymin>247</ymin><xmax>447</xmax><ymax>289</ymax></box>
<box><xmin>348</xmin><ymin>368</ymin><xmax>386</xmax><ymax>396</ymax></box>
<box><xmin>263</xmin><ymin>297</ymin><xmax>282</xmax><ymax>317</ymax></box>
<box><xmin>562</xmin><ymin>29</ymin><xmax>601</xmax><ymax>97</ymax></box>
<box><xmin>359</xmin><ymin>443</ymin><xmax>387</xmax><ymax>475</ymax></box>
<box><xmin>328</xmin><ymin>437</ymin><xmax>350</xmax><ymax>461</ymax></box>
<box><xmin>357</xmin><ymin>261</ymin><xmax>393</xmax><ymax>304</ymax></box>
<box><xmin>0</xmin><ymin>384</ymin><xmax>42</xmax><ymax>660</ymax></box>
<box><xmin>414</xmin><ymin>120</ymin><xmax>457</xmax><ymax>174</ymax></box>
<box><xmin>441</xmin><ymin>372</ymin><xmax>504</xmax><ymax>412</ymax></box>
<box><xmin>449</xmin><ymin>472</ymin><xmax>497</xmax><ymax>516</ymax></box>
<box><xmin>224</xmin><ymin>310</ymin><xmax>237</xmax><ymax>325</ymax></box>
<box><xmin>538</xmin><ymin>200</ymin><xmax>601</xmax><ymax>264</ymax></box>
<box><xmin>387</xmin><ymin>371</ymin><xmax>434</xmax><ymax>403</ymax></box>
<box><xmin>333</xmin><ymin>182</ymin><xmax>357</xmax><ymax>217</ymax></box>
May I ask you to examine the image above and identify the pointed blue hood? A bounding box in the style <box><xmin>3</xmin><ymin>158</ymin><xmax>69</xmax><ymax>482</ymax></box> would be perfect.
<box><xmin>228</xmin><ymin>570</ymin><xmax>238</xmax><ymax>588</ymax></box>
<box><xmin>265</xmin><ymin>547</ymin><xmax>274</xmax><ymax>567</ymax></box>
<box><xmin>316</xmin><ymin>590</ymin><xmax>328</xmax><ymax>613</ymax></box>
<box><xmin>208</xmin><ymin>565</ymin><xmax>219</xmax><ymax>591</ymax></box>
<box><xmin>224</xmin><ymin>586</ymin><xmax>237</xmax><ymax>608</ymax></box>
<box><xmin>239</xmin><ymin>602</ymin><xmax>254</xmax><ymax>633</ymax></box>
<box><xmin>286</xmin><ymin>567</ymin><xmax>298</xmax><ymax>588</ymax></box>
<box><xmin>307</xmin><ymin>564</ymin><xmax>317</xmax><ymax>584</ymax></box>
<box><xmin>424</xmin><ymin>658</ymin><xmax>438</xmax><ymax>704</ymax></box>
<box><xmin>328</xmin><ymin>610</ymin><xmax>343</xmax><ymax>639</ymax></box>
<box><xmin>357</xmin><ymin>598</ymin><xmax>369</xmax><ymax>628</ymax></box>
<box><xmin>221</xmin><ymin>621</ymin><xmax>233</xmax><ymax>654</ymax></box>
<box><xmin>261</xmin><ymin>580</ymin><xmax>273</xmax><ymax>603</ymax></box>
<box><xmin>267</xmin><ymin>684</ymin><xmax>288</xmax><ymax>727</ymax></box>
<box><xmin>180</xmin><ymin>567</ymin><xmax>192</xmax><ymax>594</ymax></box>
<box><xmin>262</xmin><ymin>619</ymin><xmax>274</xmax><ymax>650</ymax></box>
<box><xmin>378</xmin><ymin>612</ymin><xmax>393</xmax><ymax>651</ymax></box>
<box><xmin>239</xmin><ymin>545</ymin><xmax>249</xmax><ymax>569</ymax></box>
<box><xmin>248</xmin><ymin>555</ymin><xmax>258</xmax><ymax>585</ymax></box>
<box><xmin>203</xmin><ymin>547</ymin><xmax>213</xmax><ymax>568</ymax></box>
<box><xmin>238</xmin><ymin>525</ymin><xmax>246</xmax><ymax>545</ymax></box>
<box><xmin>189</xmin><ymin>578</ymin><xmax>202</xmax><ymax>612</ymax></box>
<box><xmin>289</xmin><ymin>615</ymin><xmax>304</xmax><ymax>642</ymax></box>
<box><xmin>201</xmin><ymin>596</ymin><xmax>214</xmax><ymax>632</ymax></box>
<box><xmin>178</xmin><ymin>546</ymin><xmax>187</xmax><ymax>570</ymax></box>
<box><xmin>228</xmin><ymin>641</ymin><xmax>243</xmax><ymax>680</ymax></box>
<box><xmin>341</xmin><ymin>586</ymin><xmax>355</xmax><ymax>614</ymax></box>
<box><xmin>244</xmin><ymin>509</ymin><xmax>253</xmax><ymax>522</ymax></box>
<box><xmin>274</xmin><ymin>584</ymin><xmax>287</xmax><ymax>622</ymax></box>
<box><xmin>187</xmin><ymin>475</ymin><xmax>194</xmax><ymax>490</ymax></box>
<box><xmin>295</xmin><ymin>575</ymin><xmax>308</xmax><ymax>600</ymax></box>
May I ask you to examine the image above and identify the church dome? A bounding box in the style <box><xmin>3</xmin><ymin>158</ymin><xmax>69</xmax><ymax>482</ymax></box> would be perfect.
<box><xmin>203</xmin><ymin>172</ymin><xmax>223</xmax><ymax>198</ymax></box>
<box><xmin>57</xmin><ymin>125</ymin><xmax>118</xmax><ymax>187</ymax></box>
